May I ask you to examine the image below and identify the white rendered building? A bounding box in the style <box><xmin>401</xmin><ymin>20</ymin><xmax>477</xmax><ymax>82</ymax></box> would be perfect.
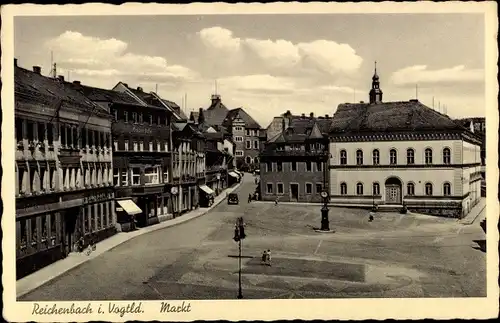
<box><xmin>328</xmin><ymin>67</ymin><xmax>482</xmax><ymax>218</ymax></box>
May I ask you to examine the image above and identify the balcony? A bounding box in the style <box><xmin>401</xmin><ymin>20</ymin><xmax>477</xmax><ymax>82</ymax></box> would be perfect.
<box><xmin>58</xmin><ymin>146</ymin><xmax>82</xmax><ymax>166</ymax></box>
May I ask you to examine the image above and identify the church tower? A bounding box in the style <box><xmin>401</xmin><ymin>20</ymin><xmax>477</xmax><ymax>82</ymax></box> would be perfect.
<box><xmin>369</xmin><ymin>61</ymin><xmax>383</xmax><ymax>104</ymax></box>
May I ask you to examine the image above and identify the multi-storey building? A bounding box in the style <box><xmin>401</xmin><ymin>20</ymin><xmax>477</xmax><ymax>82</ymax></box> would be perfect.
<box><xmin>222</xmin><ymin>107</ymin><xmax>263</xmax><ymax>171</ymax></box>
<box><xmin>202</xmin><ymin>94</ymin><xmax>263</xmax><ymax>172</ymax></box>
<box><xmin>171</xmin><ymin>122</ymin><xmax>206</xmax><ymax>213</ymax></box>
<box><xmin>328</xmin><ymin>66</ymin><xmax>483</xmax><ymax>218</ymax></box>
<box><xmin>259</xmin><ymin>113</ymin><xmax>331</xmax><ymax>202</ymax></box>
<box><xmin>15</xmin><ymin>61</ymin><xmax>114</xmax><ymax>278</ymax></box>
<box><xmin>70</xmin><ymin>83</ymin><xmax>176</xmax><ymax>231</ymax></box>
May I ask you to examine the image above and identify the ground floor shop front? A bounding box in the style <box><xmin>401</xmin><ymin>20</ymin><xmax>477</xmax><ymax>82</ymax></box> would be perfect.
<box><xmin>15</xmin><ymin>187</ymin><xmax>116</xmax><ymax>279</ymax></box>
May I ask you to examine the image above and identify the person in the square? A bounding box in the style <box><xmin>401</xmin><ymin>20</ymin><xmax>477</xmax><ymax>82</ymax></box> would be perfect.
<box><xmin>266</xmin><ymin>249</ymin><xmax>272</xmax><ymax>266</ymax></box>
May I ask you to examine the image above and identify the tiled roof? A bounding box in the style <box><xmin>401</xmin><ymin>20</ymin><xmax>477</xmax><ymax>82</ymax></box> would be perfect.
<box><xmin>266</xmin><ymin>117</ymin><xmax>329</xmax><ymax>144</ymax></box>
<box><xmin>330</xmin><ymin>100</ymin><xmax>466</xmax><ymax>133</ymax></box>
<box><xmin>204</xmin><ymin>100</ymin><xmax>230</xmax><ymax>127</ymax></box>
<box><xmin>68</xmin><ymin>84</ymin><xmax>139</xmax><ymax>106</ymax></box>
<box><xmin>160</xmin><ymin>99</ymin><xmax>187</xmax><ymax>120</ymax></box>
<box><xmin>15</xmin><ymin>66</ymin><xmax>98</xmax><ymax>111</ymax></box>
<box><xmin>222</xmin><ymin>107</ymin><xmax>262</xmax><ymax>129</ymax></box>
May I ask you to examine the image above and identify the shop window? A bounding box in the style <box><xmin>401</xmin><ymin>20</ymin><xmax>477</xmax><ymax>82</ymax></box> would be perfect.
<box><xmin>132</xmin><ymin>168</ymin><xmax>141</xmax><ymax>185</ymax></box>
<box><xmin>30</xmin><ymin>217</ymin><xmax>38</xmax><ymax>249</ymax></box>
<box><xmin>20</xmin><ymin>220</ymin><xmax>27</xmax><ymax>253</ymax></box>
<box><xmin>50</xmin><ymin>213</ymin><xmax>57</xmax><ymax>246</ymax></box>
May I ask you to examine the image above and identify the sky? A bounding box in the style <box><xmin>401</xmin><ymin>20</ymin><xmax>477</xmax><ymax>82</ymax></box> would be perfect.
<box><xmin>14</xmin><ymin>14</ymin><xmax>485</xmax><ymax>128</ymax></box>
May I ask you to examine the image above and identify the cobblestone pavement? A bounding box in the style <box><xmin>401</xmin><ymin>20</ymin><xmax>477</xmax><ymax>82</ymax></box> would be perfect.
<box><xmin>19</xmin><ymin>175</ymin><xmax>486</xmax><ymax>301</ymax></box>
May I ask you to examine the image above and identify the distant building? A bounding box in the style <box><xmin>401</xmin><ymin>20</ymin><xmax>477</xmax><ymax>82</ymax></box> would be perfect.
<box><xmin>329</xmin><ymin>65</ymin><xmax>483</xmax><ymax>218</ymax></box>
<box><xmin>15</xmin><ymin>61</ymin><xmax>114</xmax><ymax>279</ymax></box>
<box><xmin>456</xmin><ymin>117</ymin><xmax>485</xmax><ymax>169</ymax></box>
<box><xmin>202</xmin><ymin>94</ymin><xmax>263</xmax><ymax>171</ymax></box>
<box><xmin>259</xmin><ymin>113</ymin><xmax>331</xmax><ymax>202</ymax></box>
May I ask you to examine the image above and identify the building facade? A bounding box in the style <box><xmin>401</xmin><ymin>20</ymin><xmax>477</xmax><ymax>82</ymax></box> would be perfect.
<box><xmin>15</xmin><ymin>62</ymin><xmax>115</xmax><ymax>279</ymax></box>
<box><xmin>328</xmin><ymin>67</ymin><xmax>483</xmax><ymax>218</ymax></box>
<box><xmin>259</xmin><ymin>113</ymin><xmax>331</xmax><ymax>202</ymax></box>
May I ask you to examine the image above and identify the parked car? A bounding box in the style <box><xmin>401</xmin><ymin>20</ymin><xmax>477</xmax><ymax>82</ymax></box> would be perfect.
<box><xmin>228</xmin><ymin>193</ymin><xmax>239</xmax><ymax>205</ymax></box>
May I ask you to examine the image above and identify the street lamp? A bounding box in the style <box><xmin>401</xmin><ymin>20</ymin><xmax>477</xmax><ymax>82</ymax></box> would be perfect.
<box><xmin>216</xmin><ymin>173</ymin><xmax>221</xmax><ymax>195</ymax></box>
<box><xmin>320</xmin><ymin>151</ymin><xmax>331</xmax><ymax>231</ymax></box>
<box><xmin>233</xmin><ymin>216</ymin><xmax>246</xmax><ymax>299</ymax></box>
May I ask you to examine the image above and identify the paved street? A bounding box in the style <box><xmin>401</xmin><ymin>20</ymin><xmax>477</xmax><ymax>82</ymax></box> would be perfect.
<box><xmin>19</xmin><ymin>174</ymin><xmax>486</xmax><ymax>301</ymax></box>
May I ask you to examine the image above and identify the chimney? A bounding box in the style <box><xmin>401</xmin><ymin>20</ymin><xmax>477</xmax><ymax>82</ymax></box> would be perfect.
<box><xmin>33</xmin><ymin>66</ymin><xmax>41</xmax><ymax>74</ymax></box>
<box><xmin>137</xmin><ymin>86</ymin><xmax>143</xmax><ymax>92</ymax></box>
<box><xmin>14</xmin><ymin>58</ymin><xmax>18</xmax><ymax>67</ymax></box>
<box><xmin>325</xmin><ymin>114</ymin><xmax>329</xmax><ymax>119</ymax></box>
<box><xmin>301</xmin><ymin>113</ymin><xmax>305</xmax><ymax>119</ymax></box>
<box><xmin>309</xmin><ymin>112</ymin><xmax>314</xmax><ymax>118</ymax></box>
<box><xmin>57</xmin><ymin>75</ymin><xmax>65</xmax><ymax>82</ymax></box>
<box><xmin>73</xmin><ymin>80</ymin><xmax>81</xmax><ymax>86</ymax></box>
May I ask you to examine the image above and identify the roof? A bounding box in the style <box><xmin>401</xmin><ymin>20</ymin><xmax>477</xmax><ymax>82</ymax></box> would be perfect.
<box><xmin>222</xmin><ymin>107</ymin><xmax>262</xmax><ymax>129</ymax></box>
<box><xmin>266</xmin><ymin>116</ymin><xmax>330</xmax><ymax>144</ymax></box>
<box><xmin>204</xmin><ymin>132</ymin><xmax>225</xmax><ymax>141</ymax></box>
<box><xmin>160</xmin><ymin>99</ymin><xmax>187</xmax><ymax>120</ymax></box>
<box><xmin>67</xmin><ymin>84</ymin><xmax>140</xmax><ymax>106</ymax></box>
<box><xmin>330</xmin><ymin>100</ymin><xmax>468</xmax><ymax>134</ymax></box>
<box><xmin>15</xmin><ymin>66</ymin><xmax>99</xmax><ymax>112</ymax></box>
<box><xmin>204</xmin><ymin>100</ymin><xmax>230</xmax><ymax>127</ymax></box>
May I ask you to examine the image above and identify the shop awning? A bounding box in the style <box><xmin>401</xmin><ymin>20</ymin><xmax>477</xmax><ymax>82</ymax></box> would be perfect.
<box><xmin>116</xmin><ymin>199</ymin><xmax>142</xmax><ymax>215</ymax></box>
<box><xmin>199</xmin><ymin>184</ymin><xmax>215</xmax><ymax>195</ymax></box>
<box><xmin>228</xmin><ymin>172</ymin><xmax>239</xmax><ymax>178</ymax></box>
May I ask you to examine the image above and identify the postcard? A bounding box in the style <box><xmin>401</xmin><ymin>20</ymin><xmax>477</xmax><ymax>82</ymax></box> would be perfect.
<box><xmin>2</xmin><ymin>2</ymin><xmax>498</xmax><ymax>322</ymax></box>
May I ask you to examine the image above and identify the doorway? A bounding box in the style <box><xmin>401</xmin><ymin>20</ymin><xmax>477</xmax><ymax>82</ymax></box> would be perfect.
<box><xmin>63</xmin><ymin>207</ymin><xmax>80</xmax><ymax>255</ymax></box>
<box><xmin>290</xmin><ymin>183</ymin><xmax>299</xmax><ymax>201</ymax></box>
<box><xmin>385</xmin><ymin>177</ymin><xmax>402</xmax><ymax>205</ymax></box>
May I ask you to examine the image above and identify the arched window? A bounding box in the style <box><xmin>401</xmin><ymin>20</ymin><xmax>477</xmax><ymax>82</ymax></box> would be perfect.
<box><xmin>406</xmin><ymin>148</ymin><xmax>415</xmax><ymax>164</ymax></box>
<box><xmin>340</xmin><ymin>182</ymin><xmax>347</xmax><ymax>195</ymax></box>
<box><xmin>425</xmin><ymin>148</ymin><xmax>433</xmax><ymax>164</ymax></box>
<box><xmin>407</xmin><ymin>182</ymin><xmax>415</xmax><ymax>196</ymax></box>
<box><xmin>356</xmin><ymin>149</ymin><xmax>363</xmax><ymax>165</ymax></box>
<box><xmin>443</xmin><ymin>182</ymin><xmax>451</xmax><ymax>196</ymax></box>
<box><xmin>340</xmin><ymin>150</ymin><xmax>347</xmax><ymax>165</ymax></box>
<box><xmin>356</xmin><ymin>182</ymin><xmax>364</xmax><ymax>195</ymax></box>
<box><xmin>425</xmin><ymin>182</ymin><xmax>433</xmax><ymax>196</ymax></box>
<box><xmin>246</xmin><ymin>156</ymin><xmax>252</xmax><ymax>164</ymax></box>
<box><xmin>443</xmin><ymin>148</ymin><xmax>451</xmax><ymax>164</ymax></box>
<box><xmin>390</xmin><ymin>149</ymin><xmax>397</xmax><ymax>165</ymax></box>
<box><xmin>372</xmin><ymin>182</ymin><xmax>380</xmax><ymax>196</ymax></box>
<box><xmin>372</xmin><ymin>149</ymin><xmax>380</xmax><ymax>165</ymax></box>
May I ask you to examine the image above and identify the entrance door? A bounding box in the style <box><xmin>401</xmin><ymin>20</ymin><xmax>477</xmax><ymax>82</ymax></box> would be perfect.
<box><xmin>63</xmin><ymin>207</ymin><xmax>80</xmax><ymax>254</ymax></box>
<box><xmin>290</xmin><ymin>184</ymin><xmax>299</xmax><ymax>201</ymax></box>
<box><xmin>385</xmin><ymin>185</ymin><xmax>401</xmax><ymax>204</ymax></box>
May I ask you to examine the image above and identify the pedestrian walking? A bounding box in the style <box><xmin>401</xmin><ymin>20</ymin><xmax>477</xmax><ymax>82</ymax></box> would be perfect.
<box><xmin>248</xmin><ymin>193</ymin><xmax>252</xmax><ymax>203</ymax></box>
<box><xmin>255</xmin><ymin>192</ymin><xmax>259</xmax><ymax>201</ymax></box>
<box><xmin>369</xmin><ymin>211</ymin><xmax>374</xmax><ymax>222</ymax></box>
<box><xmin>261</xmin><ymin>250</ymin><xmax>268</xmax><ymax>265</ymax></box>
<box><xmin>275</xmin><ymin>197</ymin><xmax>279</xmax><ymax>205</ymax></box>
<box><xmin>255</xmin><ymin>177</ymin><xmax>258</xmax><ymax>185</ymax></box>
<box><xmin>266</xmin><ymin>249</ymin><xmax>272</xmax><ymax>266</ymax></box>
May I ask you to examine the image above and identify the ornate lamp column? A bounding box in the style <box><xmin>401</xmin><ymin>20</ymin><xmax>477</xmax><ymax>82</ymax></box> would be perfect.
<box><xmin>320</xmin><ymin>150</ymin><xmax>331</xmax><ymax>231</ymax></box>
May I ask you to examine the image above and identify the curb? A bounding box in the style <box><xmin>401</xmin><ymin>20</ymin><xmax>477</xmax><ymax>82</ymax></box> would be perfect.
<box><xmin>460</xmin><ymin>204</ymin><xmax>486</xmax><ymax>226</ymax></box>
<box><xmin>16</xmin><ymin>182</ymin><xmax>243</xmax><ymax>298</ymax></box>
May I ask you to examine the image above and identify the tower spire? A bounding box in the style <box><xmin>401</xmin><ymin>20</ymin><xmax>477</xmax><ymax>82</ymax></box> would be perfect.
<box><xmin>369</xmin><ymin>60</ymin><xmax>383</xmax><ymax>104</ymax></box>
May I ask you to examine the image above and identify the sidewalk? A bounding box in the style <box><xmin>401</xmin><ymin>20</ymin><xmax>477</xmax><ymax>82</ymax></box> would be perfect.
<box><xmin>459</xmin><ymin>197</ymin><xmax>486</xmax><ymax>225</ymax></box>
<box><xmin>16</xmin><ymin>182</ymin><xmax>242</xmax><ymax>298</ymax></box>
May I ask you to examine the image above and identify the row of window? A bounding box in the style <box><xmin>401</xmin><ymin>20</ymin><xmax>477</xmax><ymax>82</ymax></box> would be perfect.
<box><xmin>15</xmin><ymin>118</ymin><xmax>110</xmax><ymax>150</ymax></box>
<box><xmin>114</xmin><ymin>109</ymin><xmax>169</xmax><ymax>126</ymax></box>
<box><xmin>275</xmin><ymin>143</ymin><xmax>325</xmax><ymax>152</ymax></box>
<box><xmin>266</xmin><ymin>182</ymin><xmax>323</xmax><ymax>195</ymax></box>
<box><xmin>114</xmin><ymin>140</ymin><xmax>169</xmax><ymax>153</ymax></box>
<box><xmin>265</xmin><ymin>161</ymin><xmax>323</xmax><ymax>172</ymax></box>
<box><xmin>113</xmin><ymin>167</ymin><xmax>165</xmax><ymax>186</ymax></box>
<box><xmin>339</xmin><ymin>182</ymin><xmax>452</xmax><ymax>196</ymax></box>
<box><xmin>245</xmin><ymin>156</ymin><xmax>259</xmax><ymax>164</ymax></box>
<box><xmin>246</xmin><ymin>129</ymin><xmax>259</xmax><ymax>136</ymax></box>
<box><xmin>339</xmin><ymin>148</ymin><xmax>452</xmax><ymax>166</ymax></box>
<box><xmin>16</xmin><ymin>164</ymin><xmax>112</xmax><ymax>195</ymax></box>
